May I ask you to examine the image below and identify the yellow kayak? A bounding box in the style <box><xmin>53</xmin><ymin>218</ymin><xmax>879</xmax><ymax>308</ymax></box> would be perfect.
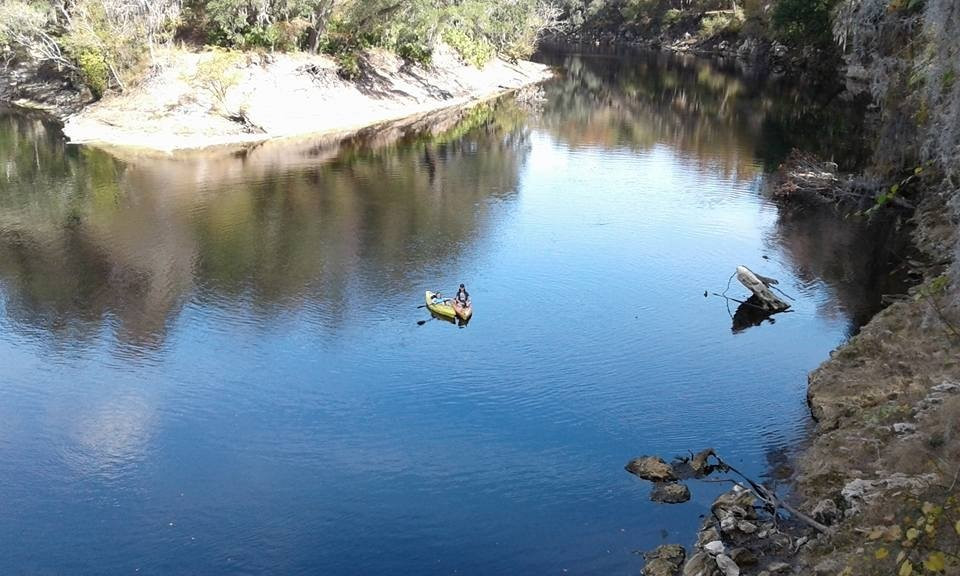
<box><xmin>425</xmin><ymin>291</ymin><xmax>456</xmax><ymax>319</ymax></box>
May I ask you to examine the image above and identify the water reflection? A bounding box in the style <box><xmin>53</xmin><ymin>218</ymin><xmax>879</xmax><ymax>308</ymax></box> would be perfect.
<box><xmin>0</xmin><ymin>103</ymin><xmax>530</xmax><ymax>349</ymax></box>
<box><xmin>536</xmin><ymin>50</ymin><xmax>870</xmax><ymax>174</ymax></box>
<box><xmin>768</xmin><ymin>202</ymin><xmax>912</xmax><ymax>334</ymax></box>
<box><xmin>0</xmin><ymin>50</ymin><xmax>909</xmax><ymax>576</ymax></box>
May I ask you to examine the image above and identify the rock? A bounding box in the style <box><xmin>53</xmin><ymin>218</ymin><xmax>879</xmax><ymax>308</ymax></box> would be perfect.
<box><xmin>712</xmin><ymin>487</ymin><xmax>756</xmax><ymax>519</ymax></box>
<box><xmin>689</xmin><ymin>448</ymin><xmax>715</xmax><ymax>477</ymax></box>
<box><xmin>652</xmin><ymin>482</ymin><xmax>691</xmax><ymax>504</ymax></box>
<box><xmin>931</xmin><ymin>381</ymin><xmax>959</xmax><ymax>394</ymax></box>
<box><xmin>697</xmin><ymin>527</ymin><xmax>721</xmax><ymax>548</ymax></box>
<box><xmin>736</xmin><ymin>520</ymin><xmax>757</xmax><ymax>534</ymax></box>
<box><xmin>715</xmin><ymin>554</ymin><xmax>740</xmax><ymax>576</ymax></box>
<box><xmin>683</xmin><ymin>551</ymin><xmax>718</xmax><ymax>576</ymax></box>
<box><xmin>892</xmin><ymin>422</ymin><xmax>917</xmax><ymax>435</ymax></box>
<box><xmin>811</xmin><ymin>499</ymin><xmax>839</xmax><ymax>526</ymax></box>
<box><xmin>703</xmin><ymin>540</ymin><xmax>725</xmax><ymax>555</ymax></box>
<box><xmin>729</xmin><ymin>548</ymin><xmax>757</xmax><ymax>566</ymax></box>
<box><xmin>771</xmin><ymin>42</ymin><xmax>788</xmax><ymax>58</ymax></box>
<box><xmin>720</xmin><ymin>516</ymin><xmax>737</xmax><ymax>533</ymax></box>
<box><xmin>728</xmin><ymin>506</ymin><xmax>750</xmax><ymax>519</ymax></box>
<box><xmin>766</xmin><ymin>561</ymin><xmax>791</xmax><ymax>574</ymax></box>
<box><xmin>643</xmin><ymin>544</ymin><xmax>686</xmax><ymax>576</ymax></box>
<box><xmin>627</xmin><ymin>456</ymin><xmax>678</xmax><ymax>482</ymax></box>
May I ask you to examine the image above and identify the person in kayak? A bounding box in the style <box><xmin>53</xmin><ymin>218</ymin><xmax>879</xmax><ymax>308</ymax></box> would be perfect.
<box><xmin>454</xmin><ymin>284</ymin><xmax>470</xmax><ymax>307</ymax></box>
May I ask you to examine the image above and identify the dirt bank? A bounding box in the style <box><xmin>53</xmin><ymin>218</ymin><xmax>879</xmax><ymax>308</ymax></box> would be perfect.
<box><xmin>788</xmin><ymin>192</ymin><xmax>960</xmax><ymax>575</ymax></box>
<box><xmin>59</xmin><ymin>45</ymin><xmax>550</xmax><ymax>153</ymax></box>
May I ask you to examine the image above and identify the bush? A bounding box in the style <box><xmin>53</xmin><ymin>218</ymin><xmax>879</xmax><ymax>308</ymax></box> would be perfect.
<box><xmin>772</xmin><ymin>0</ymin><xmax>839</xmax><ymax>46</ymax></box>
<box><xmin>701</xmin><ymin>10</ymin><xmax>744</xmax><ymax>38</ymax></box>
<box><xmin>662</xmin><ymin>9</ymin><xmax>683</xmax><ymax>27</ymax></box>
<box><xmin>191</xmin><ymin>48</ymin><xmax>242</xmax><ymax>110</ymax></box>
<box><xmin>75</xmin><ymin>49</ymin><xmax>110</xmax><ymax>97</ymax></box>
<box><xmin>442</xmin><ymin>27</ymin><xmax>495</xmax><ymax>67</ymax></box>
<box><xmin>335</xmin><ymin>51</ymin><xmax>360</xmax><ymax>80</ymax></box>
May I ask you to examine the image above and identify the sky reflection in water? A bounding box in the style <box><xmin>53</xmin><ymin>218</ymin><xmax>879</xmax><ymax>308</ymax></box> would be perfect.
<box><xmin>0</xmin><ymin>50</ymin><xmax>905</xmax><ymax>575</ymax></box>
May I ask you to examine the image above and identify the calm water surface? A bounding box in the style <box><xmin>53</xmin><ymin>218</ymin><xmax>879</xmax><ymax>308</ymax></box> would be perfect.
<box><xmin>0</xmin><ymin>51</ymin><xmax>901</xmax><ymax>575</ymax></box>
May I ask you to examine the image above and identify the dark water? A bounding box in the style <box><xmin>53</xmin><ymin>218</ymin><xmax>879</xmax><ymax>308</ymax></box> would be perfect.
<box><xmin>0</xmin><ymin>51</ymin><xmax>904</xmax><ymax>575</ymax></box>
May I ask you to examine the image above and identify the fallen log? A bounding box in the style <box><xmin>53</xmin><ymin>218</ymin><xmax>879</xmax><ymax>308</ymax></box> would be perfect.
<box><xmin>736</xmin><ymin>266</ymin><xmax>789</xmax><ymax>311</ymax></box>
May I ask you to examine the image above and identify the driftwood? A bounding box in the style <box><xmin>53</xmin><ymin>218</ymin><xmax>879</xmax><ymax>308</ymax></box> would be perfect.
<box><xmin>709</xmin><ymin>454</ymin><xmax>834</xmax><ymax>535</ymax></box>
<box><xmin>772</xmin><ymin>151</ymin><xmax>844</xmax><ymax>203</ymax></box>
<box><xmin>736</xmin><ymin>266</ymin><xmax>790</xmax><ymax>311</ymax></box>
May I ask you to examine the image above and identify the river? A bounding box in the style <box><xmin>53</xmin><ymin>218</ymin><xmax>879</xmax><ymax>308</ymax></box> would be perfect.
<box><xmin>0</xmin><ymin>50</ymin><xmax>905</xmax><ymax>575</ymax></box>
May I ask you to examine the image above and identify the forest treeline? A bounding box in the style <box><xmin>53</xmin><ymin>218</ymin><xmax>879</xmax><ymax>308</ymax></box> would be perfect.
<box><xmin>0</xmin><ymin>0</ymin><xmax>842</xmax><ymax>97</ymax></box>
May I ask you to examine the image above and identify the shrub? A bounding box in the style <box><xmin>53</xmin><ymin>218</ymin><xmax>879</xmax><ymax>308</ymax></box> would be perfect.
<box><xmin>442</xmin><ymin>27</ymin><xmax>495</xmax><ymax>67</ymax></box>
<box><xmin>662</xmin><ymin>9</ymin><xmax>683</xmax><ymax>27</ymax></box>
<box><xmin>701</xmin><ymin>10</ymin><xmax>744</xmax><ymax>38</ymax></box>
<box><xmin>75</xmin><ymin>49</ymin><xmax>110</xmax><ymax>97</ymax></box>
<box><xmin>191</xmin><ymin>48</ymin><xmax>243</xmax><ymax>110</ymax></box>
<box><xmin>335</xmin><ymin>51</ymin><xmax>360</xmax><ymax>79</ymax></box>
<box><xmin>772</xmin><ymin>0</ymin><xmax>839</xmax><ymax>46</ymax></box>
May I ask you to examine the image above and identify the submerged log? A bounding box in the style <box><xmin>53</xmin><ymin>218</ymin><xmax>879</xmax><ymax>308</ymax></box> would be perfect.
<box><xmin>735</xmin><ymin>266</ymin><xmax>789</xmax><ymax>312</ymax></box>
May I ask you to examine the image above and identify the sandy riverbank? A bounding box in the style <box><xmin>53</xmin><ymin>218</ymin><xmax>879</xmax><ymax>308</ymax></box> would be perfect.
<box><xmin>61</xmin><ymin>44</ymin><xmax>551</xmax><ymax>153</ymax></box>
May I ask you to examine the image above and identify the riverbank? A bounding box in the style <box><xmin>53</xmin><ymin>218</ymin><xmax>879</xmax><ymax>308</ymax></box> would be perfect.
<box><xmin>789</xmin><ymin>194</ymin><xmax>960</xmax><ymax>575</ymax></box>
<box><xmin>54</xmin><ymin>45</ymin><xmax>550</xmax><ymax>153</ymax></box>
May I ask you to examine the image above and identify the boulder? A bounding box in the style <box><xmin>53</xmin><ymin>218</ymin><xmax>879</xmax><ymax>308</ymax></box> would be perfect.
<box><xmin>683</xmin><ymin>552</ymin><xmax>720</xmax><ymax>576</ymax></box>
<box><xmin>766</xmin><ymin>561</ymin><xmax>792</xmax><ymax>574</ymax></box>
<box><xmin>697</xmin><ymin>527</ymin><xmax>721</xmax><ymax>548</ymax></box>
<box><xmin>715</xmin><ymin>554</ymin><xmax>740</xmax><ymax>576</ymax></box>
<box><xmin>729</xmin><ymin>547</ymin><xmax>758</xmax><ymax>567</ymax></box>
<box><xmin>703</xmin><ymin>540</ymin><xmax>725</xmax><ymax>556</ymax></box>
<box><xmin>643</xmin><ymin>544</ymin><xmax>687</xmax><ymax>576</ymax></box>
<box><xmin>712</xmin><ymin>487</ymin><xmax>756</xmax><ymax>519</ymax></box>
<box><xmin>811</xmin><ymin>499</ymin><xmax>839</xmax><ymax>526</ymax></box>
<box><xmin>651</xmin><ymin>482</ymin><xmax>692</xmax><ymax>504</ymax></box>
<box><xmin>689</xmin><ymin>448</ymin><xmax>715</xmax><ymax>477</ymax></box>
<box><xmin>626</xmin><ymin>456</ymin><xmax>678</xmax><ymax>482</ymax></box>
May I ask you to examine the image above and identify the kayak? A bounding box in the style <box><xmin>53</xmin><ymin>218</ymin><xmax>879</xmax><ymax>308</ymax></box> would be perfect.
<box><xmin>425</xmin><ymin>291</ymin><xmax>456</xmax><ymax>319</ymax></box>
<box><xmin>452</xmin><ymin>300</ymin><xmax>472</xmax><ymax>321</ymax></box>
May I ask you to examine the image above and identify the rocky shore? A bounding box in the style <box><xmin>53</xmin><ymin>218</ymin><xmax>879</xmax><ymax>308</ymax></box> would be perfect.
<box><xmin>632</xmin><ymin>190</ymin><xmax>960</xmax><ymax>575</ymax></box>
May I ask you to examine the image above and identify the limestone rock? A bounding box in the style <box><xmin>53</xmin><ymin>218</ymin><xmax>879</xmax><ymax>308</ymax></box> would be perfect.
<box><xmin>712</xmin><ymin>486</ymin><xmax>756</xmax><ymax>519</ymax></box>
<box><xmin>683</xmin><ymin>551</ymin><xmax>719</xmax><ymax>576</ymax></box>
<box><xmin>643</xmin><ymin>544</ymin><xmax>687</xmax><ymax>576</ymax></box>
<box><xmin>703</xmin><ymin>540</ymin><xmax>725</xmax><ymax>556</ymax></box>
<box><xmin>651</xmin><ymin>482</ymin><xmax>692</xmax><ymax>504</ymax></box>
<box><xmin>766</xmin><ymin>561</ymin><xmax>791</xmax><ymax>574</ymax></box>
<box><xmin>626</xmin><ymin>456</ymin><xmax>678</xmax><ymax>482</ymax></box>
<box><xmin>715</xmin><ymin>554</ymin><xmax>740</xmax><ymax>576</ymax></box>
<box><xmin>697</xmin><ymin>527</ymin><xmax>721</xmax><ymax>548</ymax></box>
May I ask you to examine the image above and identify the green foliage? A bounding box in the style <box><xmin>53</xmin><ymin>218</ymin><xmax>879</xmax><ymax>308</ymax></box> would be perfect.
<box><xmin>888</xmin><ymin>0</ymin><xmax>926</xmax><ymax>13</ymax></box>
<box><xmin>701</xmin><ymin>10</ymin><xmax>745</xmax><ymax>38</ymax></box>
<box><xmin>620</xmin><ymin>0</ymin><xmax>659</xmax><ymax>24</ymax></box>
<box><xmin>772</xmin><ymin>0</ymin><xmax>839</xmax><ymax>46</ymax></box>
<box><xmin>442</xmin><ymin>27</ymin><xmax>495</xmax><ymax>67</ymax></box>
<box><xmin>335</xmin><ymin>50</ymin><xmax>360</xmax><ymax>79</ymax></box>
<box><xmin>74</xmin><ymin>49</ymin><xmax>110</xmax><ymax>98</ymax></box>
<box><xmin>199</xmin><ymin>0</ymin><xmax>315</xmax><ymax>49</ymax></box>
<box><xmin>663</xmin><ymin>9</ymin><xmax>683</xmax><ymax>27</ymax></box>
